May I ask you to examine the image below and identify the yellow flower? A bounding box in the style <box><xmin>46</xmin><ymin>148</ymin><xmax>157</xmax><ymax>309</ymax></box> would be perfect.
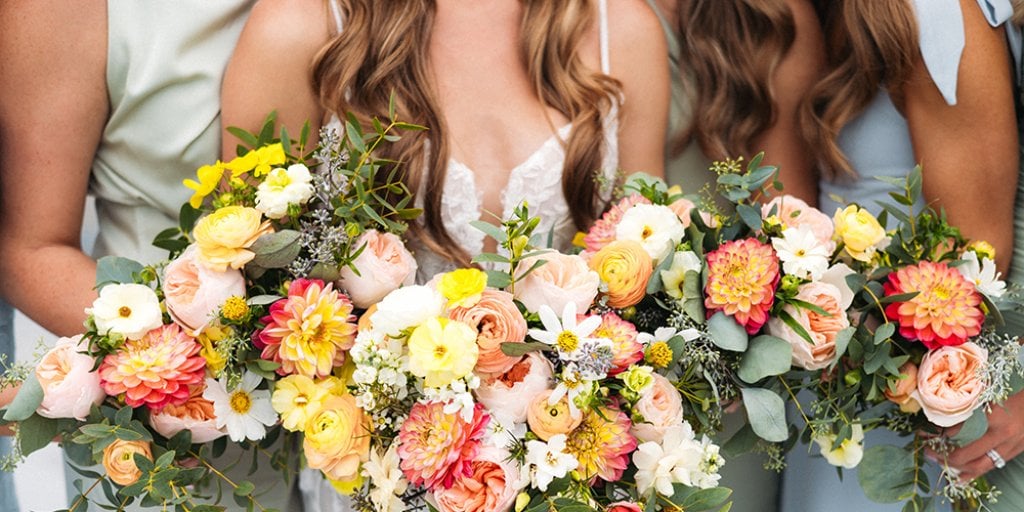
<box><xmin>183</xmin><ymin>162</ymin><xmax>227</xmax><ymax>209</ymax></box>
<box><xmin>221</xmin><ymin>296</ymin><xmax>249</xmax><ymax>321</ymax></box>
<box><xmin>437</xmin><ymin>268</ymin><xmax>487</xmax><ymax>308</ymax></box>
<box><xmin>272</xmin><ymin>375</ymin><xmax>330</xmax><ymax>431</ymax></box>
<box><xmin>407</xmin><ymin>317</ymin><xmax>479</xmax><ymax>388</ymax></box>
<box><xmin>197</xmin><ymin>324</ymin><xmax>231</xmax><ymax>376</ymax></box>
<box><xmin>588</xmin><ymin>240</ymin><xmax>653</xmax><ymax>308</ymax></box>
<box><xmin>226</xmin><ymin>143</ymin><xmax>286</xmax><ymax>178</ymax></box>
<box><xmin>102</xmin><ymin>440</ymin><xmax>153</xmax><ymax>486</ymax></box>
<box><xmin>193</xmin><ymin>206</ymin><xmax>274</xmax><ymax>271</ymax></box>
<box><xmin>833</xmin><ymin>205</ymin><xmax>888</xmax><ymax>262</ymax></box>
<box><xmin>329</xmin><ymin>472</ymin><xmax>364</xmax><ymax>495</ymax></box>
<box><xmin>645</xmin><ymin>341</ymin><xmax>673</xmax><ymax>368</ymax></box>
<box><xmin>966</xmin><ymin>240</ymin><xmax>996</xmax><ymax>262</ymax></box>
<box><xmin>304</xmin><ymin>394</ymin><xmax>370</xmax><ymax>482</ymax></box>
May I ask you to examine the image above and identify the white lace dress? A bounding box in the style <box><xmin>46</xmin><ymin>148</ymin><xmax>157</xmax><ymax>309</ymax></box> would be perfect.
<box><xmin>300</xmin><ymin>2</ymin><xmax>619</xmax><ymax>510</ymax></box>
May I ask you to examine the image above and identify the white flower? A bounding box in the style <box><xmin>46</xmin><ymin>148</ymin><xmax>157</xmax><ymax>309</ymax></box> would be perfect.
<box><xmin>254</xmin><ymin>164</ymin><xmax>314</xmax><ymax>219</ymax></box>
<box><xmin>362</xmin><ymin>444</ymin><xmax>408</xmax><ymax>512</ymax></box>
<box><xmin>88</xmin><ymin>283</ymin><xmax>164</xmax><ymax>340</ymax></box>
<box><xmin>528</xmin><ymin>302</ymin><xmax>605</xmax><ymax>362</ymax></box>
<box><xmin>615</xmin><ymin>204</ymin><xmax>686</xmax><ymax>262</ymax></box>
<box><xmin>548</xmin><ymin>366</ymin><xmax>593</xmax><ymax>419</ymax></box>
<box><xmin>660</xmin><ymin>250</ymin><xmax>702</xmax><ymax>301</ymax></box>
<box><xmin>813</xmin><ymin>423</ymin><xmax>864</xmax><ymax>469</ymax></box>
<box><xmin>957</xmin><ymin>251</ymin><xmax>1006</xmax><ymax>298</ymax></box>
<box><xmin>819</xmin><ymin>263</ymin><xmax>856</xmax><ymax>310</ymax></box>
<box><xmin>633</xmin><ymin>423</ymin><xmax>722</xmax><ymax>496</ymax></box>
<box><xmin>637</xmin><ymin>326</ymin><xmax>700</xmax><ymax>347</ymax></box>
<box><xmin>203</xmin><ymin>372</ymin><xmax>277</xmax><ymax>442</ymax></box>
<box><xmin>524</xmin><ymin>434</ymin><xmax>578</xmax><ymax>491</ymax></box>
<box><xmin>370</xmin><ymin>285</ymin><xmax>445</xmax><ymax>336</ymax></box>
<box><xmin>771</xmin><ymin>226</ymin><xmax>830</xmax><ymax>281</ymax></box>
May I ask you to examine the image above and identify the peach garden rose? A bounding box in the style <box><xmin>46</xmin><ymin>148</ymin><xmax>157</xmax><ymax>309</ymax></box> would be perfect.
<box><xmin>474</xmin><ymin>353</ymin><xmax>553</xmax><ymax>424</ymax></box>
<box><xmin>35</xmin><ymin>335</ymin><xmax>105</xmax><ymax>421</ymax></box>
<box><xmin>913</xmin><ymin>342</ymin><xmax>988</xmax><ymax>427</ymax></box>
<box><xmin>630</xmin><ymin>373</ymin><xmax>684</xmax><ymax>443</ymax></box>
<box><xmin>514</xmin><ymin>252</ymin><xmax>600</xmax><ymax>315</ymax></box>
<box><xmin>432</xmin><ymin>445</ymin><xmax>526</xmax><ymax>512</ymax></box>
<box><xmin>526</xmin><ymin>389</ymin><xmax>583</xmax><ymax>441</ymax></box>
<box><xmin>449</xmin><ymin>289</ymin><xmax>528</xmax><ymax>377</ymax></box>
<box><xmin>337</xmin><ymin>230</ymin><xmax>417</xmax><ymax>309</ymax></box>
<box><xmin>163</xmin><ymin>244</ymin><xmax>246</xmax><ymax>334</ymax></box>
<box><xmin>767</xmin><ymin>281</ymin><xmax>851</xmax><ymax>371</ymax></box>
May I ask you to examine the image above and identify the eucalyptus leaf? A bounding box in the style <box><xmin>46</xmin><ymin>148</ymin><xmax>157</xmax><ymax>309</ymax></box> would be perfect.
<box><xmin>502</xmin><ymin>341</ymin><xmax>550</xmax><ymax>357</ymax></box>
<box><xmin>740</xmin><ymin>387</ymin><xmax>788</xmax><ymax>442</ymax></box>
<box><xmin>950</xmin><ymin>408</ymin><xmax>988</xmax><ymax>446</ymax></box>
<box><xmin>736</xmin><ymin>203</ymin><xmax>763</xmax><ymax>231</ymax></box>
<box><xmin>858</xmin><ymin>445</ymin><xmax>917</xmax><ymax>503</ymax></box>
<box><xmin>95</xmin><ymin>256</ymin><xmax>146</xmax><ymax>288</ymax></box>
<box><xmin>250</xmin><ymin>230</ymin><xmax>301</xmax><ymax>269</ymax></box>
<box><xmin>485</xmin><ymin>270</ymin><xmax>512</xmax><ymax>289</ymax></box>
<box><xmin>708</xmin><ymin>312</ymin><xmax>749</xmax><ymax>352</ymax></box>
<box><xmin>830</xmin><ymin>327</ymin><xmax>855</xmax><ymax>368</ymax></box>
<box><xmin>738</xmin><ymin>335</ymin><xmax>792</xmax><ymax>383</ymax></box>
<box><xmin>247</xmin><ymin>295</ymin><xmax>283</xmax><ymax>306</ymax></box>
<box><xmin>670</xmin><ymin>485</ymin><xmax>733</xmax><ymax>512</ymax></box>
<box><xmin>18</xmin><ymin>413</ymin><xmax>58</xmax><ymax>457</ymax></box>
<box><xmin>2</xmin><ymin>371</ymin><xmax>43</xmax><ymax>422</ymax></box>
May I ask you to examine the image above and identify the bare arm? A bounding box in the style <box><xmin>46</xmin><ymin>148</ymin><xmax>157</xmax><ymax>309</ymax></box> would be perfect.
<box><xmin>0</xmin><ymin>0</ymin><xmax>108</xmax><ymax>337</ymax></box>
<box><xmin>902</xmin><ymin>0</ymin><xmax>1018</xmax><ymax>271</ymax></box>
<box><xmin>755</xmin><ymin>0</ymin><xmax>825</xmax><ymax>204</ymax></box>
<box><xmin>221</xmin><ymin>0</ymin><xmax>332</xmax><ymax>159</ymax></box>
<box><xmin>609</xmin><ymin>0</ymin><xmax>670</xmax><ymax>179</ymax></box>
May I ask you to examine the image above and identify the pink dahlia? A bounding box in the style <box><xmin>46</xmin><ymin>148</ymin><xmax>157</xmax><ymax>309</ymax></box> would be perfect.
<box><xmin>583</xmin><ymin>194</ymin><xmax>651</xmax><ymax>255</ymax></box>
<box><xmin>884</xmin><ymin>261</ymin><xmax>984</xmax><ymax>349</ymax></box>
<box><xmin>590</xmin><ymin>312</ymin><xmax>643</xmax><ymax>374</ymax></box>
<box><xmin>99</xmin><ymin>324</ymin><xmax>206</xmax><ymax>410</ymax></box>
<box><xmin>564</xmin><ymin>405</ymin><xmax>637</xmax><ymax>482</ymax></box>
<box><xmin>705</xmin><ymin>238</ymin><xmax>781</xmax><ymax>334</ymax></box>
<box><xmin>256</xmin><ymin>278</ymin><xmax>357</xmax><ymax>378</ymax></box>
<box><xmin>397</xmin><ymin>401</ymin><xmax>490</xmax><ymax>490</ymax></box>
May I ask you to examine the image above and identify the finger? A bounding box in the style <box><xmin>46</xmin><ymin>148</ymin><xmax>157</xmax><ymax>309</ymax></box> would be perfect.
<box><xmin>955</xmin><ymin>439</ymin><xmax>1021</xmax><ymax>481</ymax></box>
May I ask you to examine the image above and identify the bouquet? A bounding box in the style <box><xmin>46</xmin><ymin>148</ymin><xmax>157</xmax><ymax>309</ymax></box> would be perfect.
<box><xmin>0</xmin><ymin>110</ymin><xmax>423</xmax><ymax>510</ymax></box>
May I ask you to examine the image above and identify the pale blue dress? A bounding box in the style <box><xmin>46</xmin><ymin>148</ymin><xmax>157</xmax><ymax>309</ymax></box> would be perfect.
<box><xmin>782</xmin><ymin>1</ymin><xmax>1021</xmax><ymax>510</ymax></box>
<box><xmin>0</xmin><ymin>299</ymin><xmax>18</xmax><ymax>512</ymax></box>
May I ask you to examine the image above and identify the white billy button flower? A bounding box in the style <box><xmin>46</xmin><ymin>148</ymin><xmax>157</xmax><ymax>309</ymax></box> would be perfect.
<box><xmin>771</xmin><ymin>225</ymin><xmax>831</xmax><ymax>281</ymax></box>
<box><xmin>813</xmin><ymin>423</ymin><xmax>864</xmax><ymax>469</ymax></box>
<box><xmin>614</xmin><ymin>204</ymin><xmax>686</xmax><ymax>262</ymax></box>
<box><xmin>88</xmin><ymin>283</ymin><xmax>164</xmax><ymax>340</ymax></box>
<box><xmin>254</xmin><ymin>163</ymin><xmax>315</xmax><ymax>219</ymax></box>
<box><xmin>524</xmin><ymin>434</ymin><xmax>579</xmax><ymax>491</ymax></box>
<box><xmin>957</xmin><ymin>251</ymin><xmax>1006</xmax><ymax>298</ymax></box>
<box><xmin>204</xmin><ymin>371</ymin><xmax>277</xmax><ymax>442</ymax></box>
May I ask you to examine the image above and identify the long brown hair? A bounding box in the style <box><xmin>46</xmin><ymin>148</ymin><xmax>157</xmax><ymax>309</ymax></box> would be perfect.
<box><xmin>801</xmin><ymin>0</ymin><xmax>917</xmax><ymax>178</ymax></box>
<box><xmin>674</xmin><ymin>0</ymin><xmax>796</xmax><ymax>160</ymax></box>
<box><xmin>313</xmin><ymin>0</ymin><xmax>620</xmax><ymax>266</ymax></box>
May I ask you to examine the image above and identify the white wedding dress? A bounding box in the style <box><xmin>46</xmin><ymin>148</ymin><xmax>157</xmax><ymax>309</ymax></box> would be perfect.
<box><xmin>300</xmin><ymin>2</ymin><xmax>620</xmax><ymax>510</ymax></box>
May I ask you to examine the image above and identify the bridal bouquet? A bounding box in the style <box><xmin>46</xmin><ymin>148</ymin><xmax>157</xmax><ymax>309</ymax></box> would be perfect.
<box><xmin>783</xmin><ymin>168</ymin><xmax>1024</xmax><ymax>510</ymax></box>
<box><xmin>0</xmin><ymin>111</ymin><xmax>424</xmax><ymax>510</ymax></box>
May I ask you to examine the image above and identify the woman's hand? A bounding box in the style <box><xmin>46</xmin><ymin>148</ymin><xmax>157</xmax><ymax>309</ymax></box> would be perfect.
<box><xmin>932</xmin><ymin>390</ymin><xmax>1024</xmax><ymax>480</ymax></box>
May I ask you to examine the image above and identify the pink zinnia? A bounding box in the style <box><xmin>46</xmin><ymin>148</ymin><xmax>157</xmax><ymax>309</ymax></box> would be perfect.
<box><xmin>564</xmin><ymin>405</ymin><xmax>637</xmax><ymax>482</ymax></box>
<box><xmin>397</xmin><ymin>402</ymin><xmax>490</xmax><ymax>490</ymax></box>
<box><xmin>256</xmin><ymin>278</ymin><xmax>357</xmax><ymax>378</ymax></box>
<box><xmin>590</xmin><ymin>312</ymin><xmax>643</xmax><ymax>374</ymax></box>
<box><xmin>884</xmin><ymin>261</ymin><xmax>984</xmax><ymax>349</ymax></box>
<box><xmin>99</xmin><ymin>324</ymin><xmax>206</xmax><ymax>410</ymax></box>
<box><xmin>705</xmin><ymin>238</ymin><xmax>781</xmax><ymax>334</ymax></box>
<box><xmin>583</xmin><ymin>194</ymin><xmax>651</xmax><ymax>255</ymax></box>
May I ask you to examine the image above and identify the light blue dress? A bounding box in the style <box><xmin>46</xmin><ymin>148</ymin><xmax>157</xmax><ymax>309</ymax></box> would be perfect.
<box><xmin>783</xmin><ymin>1</ymin><xmax>1021</xmax><ymax>510</ymax></box>
<box><xmin>0</xmin><ymin>299</ymin><xmax>18</xmax><ymax>512</ymax></box>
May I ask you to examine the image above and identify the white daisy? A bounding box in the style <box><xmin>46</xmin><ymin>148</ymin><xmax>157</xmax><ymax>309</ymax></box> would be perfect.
<box><xmin>771</xmin><ymin>226</ymin><xmax>831</xmax><ymax>281</ymax></box>
<box><xmin>636</xmin><ymin>326</ymin><xmax>700</xmax><ymax>347</ymax></box>
<box><xmin>957</xmin><ymin>251</ymin><xmax>1006</xmax><ymax>298</ymax></box>
<box><xmin>87</xmin><ymin>283</ymin><xmax>163</xmax><ymax>340</ymax></box>
<box><xmin>528</xmin><ymin>302</ymin><xmax>604</xmax><ymax>362</ymax></box>
<box><xmin>524</xmin><ymin>434</ymin><xmax>579</xmax><ymax>492</ymax></box>
<box><xmin>203</xmin><ymin>371</ymin><xmax>277</xmax><ymax>442</ymax></box>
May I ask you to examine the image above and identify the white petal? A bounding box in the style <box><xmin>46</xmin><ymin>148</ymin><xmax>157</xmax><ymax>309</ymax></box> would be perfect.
<box><xmin>537</xmin><ymin>305</ymin><xmax>563</xmax><ymax>333</ymax></box>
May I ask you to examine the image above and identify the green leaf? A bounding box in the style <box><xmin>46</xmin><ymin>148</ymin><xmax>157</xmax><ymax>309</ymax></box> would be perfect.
<box><xmin>738</xmin><ymin>335</ymin><xmax>792</xmax><ymax>383</ymax></box>
<box><xmin>95</xmin><ymin>256</ymin><xmax>146</xmax><ymax>288</ymax></box>
<box><xmin>469</xmin><ymin>221</ymin><xmax>508</xmax><ymax>243</ymax></box>
<box><xmin>485</xmin><ymin>269</ymin><xmax>512</xmax><ymax>289</ymax></box>
<box><xmin>740</xmin><ymin>387</ymin><xmax>788</xmax><ymax>442</ymax></box>
<box><xmin>234</xmin><ymin>481</ymin><xmax>256</xmax><ymax>497</ymax></box>
<box><xmin>501</xmin><ymin>341</ymin><xmax>549</xmax><ymax>357</ymax></box>
<box><xmin>18</xmin><ymin>413</ymin><xmax>58</xmax><ymax>457</ymax></box>
<box><xmin>950</xmin><ymin>408</ymin><xmax>988</xmax><ymax>446</ymax></box>
<box><xmin>878</xmin><ymin>292</ymin><xmax>919</xmax><ymax>304</ymax></box>
<box><xmin>2</xmin><ymin>371</ymin><xmax>43</xmax><ymax>422</ymax></box>
<box><xmin>250</xmin><ymin>230</ymin><xmax>302</xmax><ymax>269</ymax></box>
<box><xmin>670</xmin><ymin>484</ymin><xmax>733</xmax><ymax>512</ymax></box>
<box><xmin>226</xmin><ymin>126</ymin><xmax>259</xmax><ymax>149</ymax></box>
<box><xmin>471</xmin><ymin>253</ymin><xmax>511</xmax><ymax>264</ymax></box>
<box><xmin>721</xmin><ymin>423</ymin><xmax>759</xmax><ymax>457</ymax></box>
<box><xmin>736</xmin><ymin>203</ymin><xmax>763</xmax><ymax>231</ymax></box>
<box><xmin>874</xmin><ymin>322</ymin><xmax>896</xmax><ymax>344</ymax></box>
<box><xmin>830</xmin><ymin>327</ymin><xmax>855</xmax><ymax>368</ymax></box>
<box><xmin>708</xmin><ymin>312</ymin><xmax>749</xmax><ymax>352</ymax></box>
<box><xmin>247</xmin><ymin>294</ymin><xmax>282</xmax><ymax>306</ymax></box>
<box><xmin>777</xmin><ymin>309</ymin><xmax>815</xmax><ymax>345</ymax></box>
<box><xmin>179</xmin><ymin>203</ymin><xmax>203</xmax><ymax>234</ymax></box>
<box><xmin>858</xmin><ymin>445</ymin><xmax>917</xmax><ymax>503</ymax></box>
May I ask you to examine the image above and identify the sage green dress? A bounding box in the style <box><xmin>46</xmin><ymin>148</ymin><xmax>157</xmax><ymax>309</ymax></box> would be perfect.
<box><xmin>646</xmin><ymin>2</ymin><xmax>779</xmax><ymax>511</ymax></box>
<box><xmin>66</xmin><ymin>3</ymin><xmax>301</xmax><ymax>510</ymax></box>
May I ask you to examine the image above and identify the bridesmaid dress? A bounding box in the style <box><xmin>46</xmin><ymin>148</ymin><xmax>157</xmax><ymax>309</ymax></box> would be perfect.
<box><xmin>0</xmin><ymin>299</ymin><xmax>18</xmax><ymax>511</ymax></box>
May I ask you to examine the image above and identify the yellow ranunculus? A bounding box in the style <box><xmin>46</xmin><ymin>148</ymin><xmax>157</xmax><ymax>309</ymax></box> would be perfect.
<box><xmin>272</xmin><ymin>375</ymin><xmax>330</xmax><ymax>431</ymax></box>
<box><xmin>183</xmin><ymin>162</ymin><xmax>227</xmax><ymax>209</ymax></box>
<box><xmin>193</xmin><ymin>206</ymin><xmax>273</xmax><ymax>271</ymax></box>
<box><xmin>304</xmin><ymin>394</ymin><xmax>370</xmax><ymax>482</ymax></box>
<box><xmin>588</xmin><ymin>240</ymin><xmax>653</xmax><ymax>308</ymax></box>
<box><xmin>407</xmin><ymin>317</ymin><xmax>479</xmax><ymax>388</ymax></box>
<box><xmin>833</xmin><ymin>205</ymin><xmax>888</xmax><ymax>262</ymax></box>
<box><xmin>329</xmin><ymin>472</ymin><xmax>364</xmax><ymax>495</ymax></box>
<box><xmin>437</xmin><ymin>268</ymin><xmax>487</xmax><ymax>308</ymax></box>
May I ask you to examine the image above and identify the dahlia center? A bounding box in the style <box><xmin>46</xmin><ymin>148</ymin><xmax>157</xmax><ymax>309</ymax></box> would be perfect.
<box><xmin>118</xmin><ymin>306</ymin><xmax>133</xmax><ymax>318</ymax></box>
<box><xmin>557</xmin><ymin>331</ymin><xmax>579</xmax><ymax>353</ymax></box>
<box><xmin>931</xmin><ymin>285</ymin><xmax>951</xmax><ymax>301</ymax></box>
<box><xmin>229</xmin><ymin>391</ymin><xmax>252</xmax><ymax>414</ymax></box>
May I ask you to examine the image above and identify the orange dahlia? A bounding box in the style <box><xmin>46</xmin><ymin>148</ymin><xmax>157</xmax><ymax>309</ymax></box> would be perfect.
<box><xmin>256</xmin><ymin>278</ymin><xmax>357</xmax><ymax>378</ymax></box>
<box><xmin>704</xmin><ymin>238</ymin><xmax>780</xmax><ymax>334</ymax></box>
<box><xmin>564</xmin><ymin>405</ymin><xmax>637</xmax><ymax>482</ymax></box>
<box><xmin>884</xmin><ymin>261</ymin><xmax>984</xmax><ymax>349</ymax></box>
<box><xmin>397</xmin><ymin>401</ymin><xmax>490</xmax><ymax>490</ymax></box>
<box><xmin>99</xmin><ymin>324</ymin><xmax>206</xmax><ymax>410</ymax></box>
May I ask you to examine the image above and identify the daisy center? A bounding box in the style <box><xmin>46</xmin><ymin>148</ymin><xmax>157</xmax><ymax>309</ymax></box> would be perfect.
<box><xmin>230</xmin><ymin>390</ymin><xmax>252</xmax><ymax>414</ymax></box>
<box><xmin>557</xmin><ymin>331</ymin><xmax>579</xmax><ymax>353</ymax></box>
<box><xmin>118</xmin><ymin>306</ymin><xmax>133</xmax><ymax>318</ymax></box>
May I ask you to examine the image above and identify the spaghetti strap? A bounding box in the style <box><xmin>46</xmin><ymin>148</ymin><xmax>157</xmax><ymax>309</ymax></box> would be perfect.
<box><xmin>328</xmin><ymin>0</ymin><xmax>344</xmax><ymax>34</ymax></box>
<box><xmin>599</xmin><ymin>0</ymin><xmax>610</xmax><ymax>74</ymax></box>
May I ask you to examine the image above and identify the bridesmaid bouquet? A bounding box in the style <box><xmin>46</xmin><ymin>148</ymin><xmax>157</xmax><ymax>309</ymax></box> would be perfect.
<box><xmin>0</xmin><ymin>111</ymin><xmax>425</xmax><ymax>510</ymax></box>
<box><xmin>784</xmin><ymin>167</ymin><xmax>1024</xmax><ymax>510</ymax></box>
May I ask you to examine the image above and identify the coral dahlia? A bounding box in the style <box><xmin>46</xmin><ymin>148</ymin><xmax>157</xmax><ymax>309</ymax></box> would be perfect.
<box><xmin>591</xmin><ymin>312</ymin><xmax>643</xmax><ymax>374</ymax></box>
<box><xmin>884</xmin><ymin>261</ymin><xmax>984</xmax><ymax>349</ymax></box>
<box><xmin>99</xmin><ymin>324</ymin><xmax>206</xmax><ymax>410</ymax></box>
<box><xmin>256</xmin><ymin>278</ymin><xmax>357</xmax><ymax>378</ymax></box>
<box><xmin>397</xmin><ymin>401</ymin><xmax>490</xmax><ymax>490</ymax></box>
<box><xmin>564</xmin><ymin>405</ymin><xmax>637</xmax><ymax>482</ymax></box>
<box><xmin>704</xmin><ymin>238</ymin><xmax>780</xmax><ymax>334</ymax></box>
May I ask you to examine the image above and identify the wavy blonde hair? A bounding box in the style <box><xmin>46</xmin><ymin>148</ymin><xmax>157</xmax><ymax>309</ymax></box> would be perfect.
<box><xmin>674</xmin><ymin>0</ymin><xmax>796</xmax><ymax>160</ymax></box>
<box><xmin>313</xmin><ymin>0</ymin><xmax>620</xmax><ymax>266</ymax></box>
<box><xmin>801</xmin><ymin>0</ymin><xmax>917</xmax><ymax>178</ymax></box>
